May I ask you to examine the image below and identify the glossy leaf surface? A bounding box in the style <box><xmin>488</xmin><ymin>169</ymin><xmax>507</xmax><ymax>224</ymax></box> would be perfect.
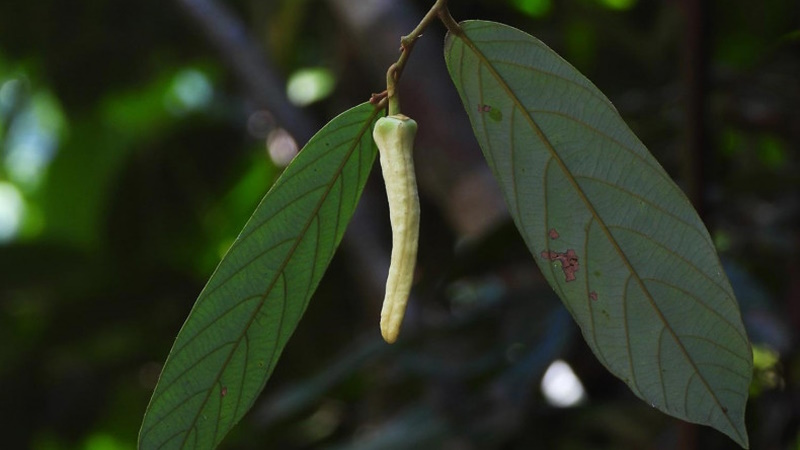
<box><xmin>445</xmin><ymin>20</ymin><xmax>751</xmax><ymax>447</ymax></box>
<box><xmin>139</xmin><ymin>102</ymin><xmax>380</xmax><ymax>449</ymax></box>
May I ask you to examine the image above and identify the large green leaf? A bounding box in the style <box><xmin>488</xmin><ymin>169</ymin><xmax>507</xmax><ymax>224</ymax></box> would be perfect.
<box><xmin>444</xmin><ymin>21</ymin><xmax>751</xmax><ymax>447</ymax></box>
<box><xmin>139</xmin><ymin>102</ymin><xmax>380</xmax><ymax>449</ymax></box>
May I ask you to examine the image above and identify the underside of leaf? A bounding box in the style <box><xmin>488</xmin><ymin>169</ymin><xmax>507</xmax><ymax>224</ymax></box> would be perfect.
<box><xmin>444</xmin><ymin>20</ymin><xmax>752</xmax><ymax>447</ymax></box>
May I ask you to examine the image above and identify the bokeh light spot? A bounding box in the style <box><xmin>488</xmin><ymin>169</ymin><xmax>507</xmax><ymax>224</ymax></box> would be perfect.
<box><xmin>286</xmin><ymin>67</ymin><xmax>336</xmax><ymax>107</ymax></box>
<box><xmin>165</xmin><ymin>69</ymin><xmax>213</xmax><ymax>114</ymax></box>
<box><xmin>509</xmin><ymin>0</ymin><xmax>552</xmax><ymax>18</ymax></box>
<box><xmin>267</xmin><ymin>128</ymin><xmax>299</xmax><ymax>167</ymax></box>
<box><xmin>597</xmin><ymin>0</ymin><xmax>637</xmax><ymax>10</ymax></box>
<box><xmin>0</xmin><ymin>181</ymin><xmax>25</xmax><ymax>242</ymax></box>
<box><xmin>4</xmin><ymin>91</ymin><xmax>64</xmax><ymax>189</ymax></box>
<box><xmin>541</xmin><ymin>359</ymin><xmax>587</xmax><ymax>407</ymax></box>
<box><xmin>84</xmin><ymin>432</ymin><xmax>133</xmax><ymax>450</ymax></box>
<box><xmin>0</xmin><ymin>78</ymin><xmax>22</xmax><ymax>112</ymax></box>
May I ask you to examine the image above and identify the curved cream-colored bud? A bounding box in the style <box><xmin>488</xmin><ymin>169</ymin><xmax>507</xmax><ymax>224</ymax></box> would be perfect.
<box><xmin>372</xmin><ymin>114</ymin><xmax>419</xmax><ymax>343</ymax></box>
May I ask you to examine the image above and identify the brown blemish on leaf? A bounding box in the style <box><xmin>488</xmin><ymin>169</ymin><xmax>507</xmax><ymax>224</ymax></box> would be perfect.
<box><xmin>477</xmin><ymin>104</ymin><xmax>503</xmax><ymax>121</ymax></box>
<box><xmin>589</xmin><ymin>291</ymin><xmax>598</xmax><ymax>301</ymax></box>
<box><xmin>221</xmin><ymin>386</ymin><xmax>228</xmax><ymax>397</ymax></box>
<box><xmin>548</xmin><ymin>228</ymin><xmax>559</xmax><ymax>239</ymax></box>
<box><xmin>540</xmin><ymin>249</ymin><xmax>579</xmax><ymax>282</ymax></box>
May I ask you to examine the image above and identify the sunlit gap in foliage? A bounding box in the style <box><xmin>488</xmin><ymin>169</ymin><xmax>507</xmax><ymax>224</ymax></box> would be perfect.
<box><xmin>541</xmin><ymin>359</ymin><xmax>587</xmax><ymax>407</ymax></box>
<box><xmin>509</xmin><ymin>0</ymin><xmax>552</xmax><ymax>18</ymax></box>
<box><xmin>164</xmin><ymin>68</ymin><xmax>213</xmax><ymax>115</ymax></box>
<box><xmin>286</xmin><ymin>67</ymin><xmax>336</xmax><ymax>107</ymax></box>
<box><xmin>1</xmin><ymin>78</ymin><xmax>64</xmax><ymax>191</ymax></box>
<box><xmin>0</xmin><ymin>70</ymin><xmax>66</xmax><ymax>242</ymax></box>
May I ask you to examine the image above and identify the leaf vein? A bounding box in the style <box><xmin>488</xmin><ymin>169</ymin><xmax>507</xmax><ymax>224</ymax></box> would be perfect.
<box><xmin>605</xmin><ymin>224</ymin><xmax>734</xmax><ymax>304</ymax></box>
<box><xmin>642</xmin><ymin>278</ymin><xmax>749</xmax><ymax>348</ymax></box>
<box><xmin>576</xmin><ymin>176</ymin><xmax>709</xmax><ymax>244</ymax></box>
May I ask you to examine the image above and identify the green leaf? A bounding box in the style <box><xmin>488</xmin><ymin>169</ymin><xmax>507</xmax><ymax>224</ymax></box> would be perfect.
<box><xmin>444</xmin><ymin>20</ymin><xmax>752</xmax><ymax>447</ymax></box>
<box><xmin>138</xmin><ymin>102</ymin><xmax>380</xmax><ymax>449</ymax></box>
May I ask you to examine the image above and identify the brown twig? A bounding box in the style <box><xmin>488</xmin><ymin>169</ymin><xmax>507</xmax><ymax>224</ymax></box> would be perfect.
<box><xmin>381</xmin><ymin>0</ymin><xmax>460</xmax><ymax>115</ymax></box>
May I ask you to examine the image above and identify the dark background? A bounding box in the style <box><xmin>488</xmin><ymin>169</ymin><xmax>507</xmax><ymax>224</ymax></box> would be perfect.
<box><xmin>0</xmin><ymin>0</ymin><xmax>797</xmax><ymax>449</ymax></box>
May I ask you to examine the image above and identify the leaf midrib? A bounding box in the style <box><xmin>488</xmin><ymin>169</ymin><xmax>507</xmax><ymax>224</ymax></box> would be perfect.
<box><xmin>451</xmin><ymin>26</ymin><xmax>742</xmax><ymax>440</ymax></box>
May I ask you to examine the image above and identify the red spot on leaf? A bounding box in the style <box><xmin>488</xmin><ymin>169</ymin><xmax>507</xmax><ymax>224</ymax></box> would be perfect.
<box><xmin>221</xmin><ymin>386</ymin><xmax>228</xmax><ymax>397</ymax></box>
<box><xmin>549</xmin><ymin>228</ymin><xmax>559</xmax><ymax>239</ymax></box>
<box><xmin>541</xmin><ymin>249</ymin><xmax>579</xmax><ymax>282</ymax></box>
<box><xmin>589</xmin><ymin>291</ymin><xmax>598</xmax><ymax>301</ymax></box>
<box><xmin>477</xmin><ymin>104</ymin><xmax>492</xmax><ymax>112</ymax></box>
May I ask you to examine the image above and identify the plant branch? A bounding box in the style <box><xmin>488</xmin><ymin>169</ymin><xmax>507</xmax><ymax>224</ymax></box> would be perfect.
<box><xmin>374</xmin><ymin>0</ymin><xmax>460</xmax><ymax>114</ymax></box>
<box><xmin>437</xmin><ymin>5</ymin><xmax>463</xmax><ymax>36</ymax></box>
